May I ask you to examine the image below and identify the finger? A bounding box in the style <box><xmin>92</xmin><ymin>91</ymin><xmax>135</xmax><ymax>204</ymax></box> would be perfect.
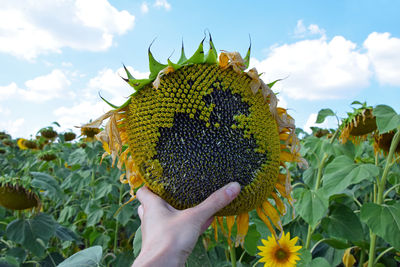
<box><xmin>138</xmin><ymin>205</ymin><xmax>143</xmax><ymax>220</ymax></box>
<box><xmin>136</xmin><ymin>186</ymin><xmax>165</xmax><ymax>208</ymax></box>
<box><xmin>192</xmin><ymin>182</ymin><xmax>240</xmax><ymax>220</ymax></box>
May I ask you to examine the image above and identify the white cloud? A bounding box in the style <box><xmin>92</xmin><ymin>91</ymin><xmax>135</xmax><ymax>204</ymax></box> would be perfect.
<box><xmin>18</xmin><ymin>69</ymin><xmax>73</xmax><ymax>102</ymax></box>
<box><xmin>0</xmin><ymin>118</ymin><xmax>25</xmax><ymax>137</ymax></box>
<box><xmin>154</xmin><ymin>0</ymin><xmax>171</xmax><ymax>11</ymax></box>
<box><xmin>85</xmin><ymin>66</ymin><xmax>149</xmax><ymax>105</ymax></box>
<box><xmin>0</xmin><ymin>82</ymin><xmax>18</xmax><ymax>100</ymax></box>
<box><xmin>141</xmin><ymin>2</ymin><xmax>149</xmax><ymax>13</ymax></box>
<box><xmin>0</xmin><ymin>0</ymin><xmax>135</xmax><ymax>60</ymax></box>
<box><xmin>54</xmin><ymin>66</ymin><xmax>149</xmax><ymax>130</ymax></box>
<box><xmin>364</xmin><ymin>32</ymin><xmax>400</xmax><ymax>86</ymax></box>
<box><xmin>294</xmin><ymin>20</ymin><xmax>325</xmax><ymax>38</ymax></box>
<box><xmin>253</xmin><ymin>35</ymin><xmax>371</xmax><ymax>100</ymax></box>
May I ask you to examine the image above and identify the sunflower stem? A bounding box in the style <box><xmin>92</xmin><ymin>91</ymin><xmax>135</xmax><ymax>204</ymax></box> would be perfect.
<box><xmin>358</xmin><ymin>248</ymin><xmax>366</xmax><ymax>267</ymax></box>
<box><xmin>113</xmin><ymin>183</ymin><xmax>124</xmax><ymax>254</ymax></box>
<box><xmin>374</xmin><ymin>247</ymin><xmax>394</xmax><ymax>265</ymax></box>
<box><xmin>229</xmin><ymin>243</ymin><xmax>237</xmax><ymax>267</ymax></box>
<box><xmin>305</xmin><ymin>128</ymin><xmax>340</xmax><ymax>250</ymax></box>
<box><xmin>368</xmin><ymin>127</ymin><xmax>400</xmax><ymax>267</ymax></box>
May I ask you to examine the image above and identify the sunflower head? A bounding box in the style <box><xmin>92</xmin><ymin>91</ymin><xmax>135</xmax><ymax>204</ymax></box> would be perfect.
<box><xmin>39</xmin><ymin>127</ymin><xmax>58</xmax><ymax>139</ymax></box>
<box><xmin>257</xmin><ymin>231</ymin><xmax>302</xmax><ymax>267</ymax></box>
<box><xmin>2</xmin><ymin>139</ymin><xmax>14</xmax><ymax>147</ymax></box>
<box><xmin>81</xmin><ymin>126</ymin><xmax>101</xmax><ymax>139</ymax></box>
<box><xmin>38</xmin><ymin>152</ymin><xmax>57</xmax><ymax>162</ymax></box>
<box><xmin>373</xmin><ymin>131</ymin><xmax>400</xmax><ymax>156</ymax></box>
<box><xmin>0</xmin><ymin>132</ymin><xmax>11</xmax><ymax>140</ymax></box>
<box><xmin>340</xmin><ymin>102</ymin><xmax>377</xmax><ymax>144</ymax></box>
<box><xmin>0</xmin><ymin>177</ymin><xmax>41</xmax><ymax>211</ymax></box>
<box><xmin>17</xmin><ymin>138</ymin><xmax>38</xmax><ymax>150</ymax></box>
<box><xmin>84</xmin><ymin>36</ymin><xmax>304</xmax><ymax>244</ymax></box>
<box><xmin>64</xmin><ymin>132</ymin><xmax>77</xmax><ymax>141</ymax></box>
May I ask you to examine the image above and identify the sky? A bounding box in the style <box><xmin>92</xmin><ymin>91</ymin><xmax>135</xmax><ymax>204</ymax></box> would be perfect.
<box><xmin>0</xmin><ymin>0</ymin><xmax>399</xmax><ymax>138</ymax></box>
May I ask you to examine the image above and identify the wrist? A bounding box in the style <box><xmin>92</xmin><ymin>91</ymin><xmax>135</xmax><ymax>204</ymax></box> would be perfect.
<box><xmin>132</xmin><ymin>240</ymin><xmax>185</xmax><ymax>267</ymax></box>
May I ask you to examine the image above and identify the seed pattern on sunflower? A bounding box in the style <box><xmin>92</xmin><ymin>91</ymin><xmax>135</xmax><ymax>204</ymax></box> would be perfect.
<box><xmin>83</xmin><ymin>36</ymin><xmax>305</xmax><ymax>245</ymax></box>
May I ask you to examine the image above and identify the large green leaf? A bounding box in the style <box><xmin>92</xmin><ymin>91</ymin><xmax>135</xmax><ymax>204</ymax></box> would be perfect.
<box><xmin>58</xmin><ymin>246</ymin><xmax>102</xmax><ymax>267</ymax></box>
<box><xmin>321</xmin><ymin>203</ymin><xmax>364</xmax><ymax>242</ymax></box>
<box><xmin>309</xmin><ymin>257</ymin><xmax>330</xmax><ymax>267</ymax></box>
<box><xmin>133</xmin><ymin>227</ymin><xmax>142</xmax><ymax>257</ymax></box>
<box><xmin>6</xmin><ymin>213</ymin><xmax>56</xmax><ymax>257</ymax></box>
<box><xmin>186</xmin><ymin>238</ymin><xmax>212</xmax><ymax>267</ymax></box>
<box><xmin>244</xmin><ymin>224</ymin><xmax>261</xmax><ymax>256</ymax></box>
<box><xmin>360</xmin><ymin>202</ymin><xmax>400</xmax><ymax>250</ymax></box>
<box><xmin>321</xmin><ymin>155</ymin><xmax>379</xmax><ymax>196</ymax></box>
<box><xmin>31</xmin><ymin>171</ymin><xmax>63</xmax><ymax>200</ymax></box>
<box><xmin>316</xmin><ymin>108</ymin><xmax>335</xmax><ymax>124</ymax></box>
<box><xmin>294</xmin><ymin>188</ymin><xmax>329</xmax><ymax>228</ymax></box>
<box><xmin>55</xmin><ymin>224</ymin><xmax>79</xmax><ymax>241</ymax></box>
<box><xmin>373</xmin><ymin>105</ymin><xmax>400</xmax><ymax>133</ymax></box>
<box><xmin>296</xmin><ymin>248</ymin><xmax>312</xmax><ymax>267</ymax></box>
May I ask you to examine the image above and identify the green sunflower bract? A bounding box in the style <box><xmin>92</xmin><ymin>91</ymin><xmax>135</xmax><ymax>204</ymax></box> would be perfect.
<box><xmin>83</xmin><ymin>35</ymin><xmax>306</xmax><ymax>246</ymax></box>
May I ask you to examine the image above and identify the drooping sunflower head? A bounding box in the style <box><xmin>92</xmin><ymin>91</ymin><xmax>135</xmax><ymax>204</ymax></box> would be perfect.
<box><xmin>84</xmin><ymin>36</ymin><xmax>305</xmax><ymax>245</ymax></box>
<box><xmin>64</xmin><ymin>132</ymin><xmax>77</xmax><ymax>142</ymax></box>
<box><xmin>0</xmin><ymin>176</ymin><xmax>41</xmax><ymax>211</ymax></box>
<box><xmin>39</xmin><ymin>127</ymin><xmax>58</xmax><ymax>139</ymax></box>
<box><xmin>373</xmin><ymin>131</ymin><xmax>400</xmax><ymax>156</ymax></box>
<box><xmin>340</xmin><ymin>102</ymin><xmax>377</xmax><ymax>144</ymax></box>
<box><xmin>80</xmin><ymin>126</ymin><xmax>101</xmax><ymax>139</ymax></box>
<box><xmin>257</xmin><ymin>231</ymin><xmax>302</xmax><ymax>267</ymax></box>
<box><xmin>0</xmin><ymin>132</ymin><xmax>11</xmax><ymax>140</ymax></box>
<box><xmin>2</xmin><ymin>139</ymin><xmax>14</xmax><ymax>147</ymax></box>
<box><xmin>38</xmin><ymin>152</ymin><xmax>58</xmax><ymax>162</ymax></box>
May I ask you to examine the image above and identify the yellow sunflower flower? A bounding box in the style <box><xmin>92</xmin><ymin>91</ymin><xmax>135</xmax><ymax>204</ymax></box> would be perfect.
<box><xmin>257</xmin><ymin>231</ymin><xmax>302</xmax><ymax>267</ymax></box>
<box><xmin>83</xmin><ymin>36</ymin><xmax>306</xmax><ymax>245</ymax></box>
<box><xmin>17</xmin><ymin>138</ymin><xmax>29</xmax><ymax>150</ymax></box>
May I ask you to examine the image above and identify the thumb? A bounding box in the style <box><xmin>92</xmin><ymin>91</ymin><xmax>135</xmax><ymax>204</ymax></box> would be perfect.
<box><xmin>191</xmin><ymin>182</ymin><xmax>241</xmax><ymax>220</ymax></box>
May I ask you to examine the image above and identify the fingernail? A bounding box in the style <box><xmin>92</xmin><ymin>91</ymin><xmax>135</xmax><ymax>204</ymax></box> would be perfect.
<box><xmin>225</xmin><ymin>182</ymin><xmax>240</xmax><ymax>198</ymax></box>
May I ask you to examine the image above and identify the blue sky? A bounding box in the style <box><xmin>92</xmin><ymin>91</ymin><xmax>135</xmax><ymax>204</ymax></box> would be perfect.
<box><xmin>0</xmin><ymin>0</ymin><xmax>399</xmax><ymax>138</ymax></box>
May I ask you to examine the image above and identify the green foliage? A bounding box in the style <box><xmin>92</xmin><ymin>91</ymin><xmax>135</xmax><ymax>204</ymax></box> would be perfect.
<box><xmin>360</xmin><ymin>202</ymin><xmax>400</xmax><ymax>250</ymax></box>
<box><xmin>1</xmin><ymin>101</ymin><xmax>399</xmax><ymax>266</ymax></box>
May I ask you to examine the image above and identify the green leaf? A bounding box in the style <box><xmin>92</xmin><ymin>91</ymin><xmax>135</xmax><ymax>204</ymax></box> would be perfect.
<box><xmin>316</xmin><ymin>108</ymin><xmax>335</xmax><ymax>124</ymax></box>
<box><xmin>243</xmin><ymin>38</ymin><xmax>251</xmax><ymax>69</ymax></box>
<box><xmin>294</xmin><ymin>188</ymin><xmax>329</xmax><ymax>228</ymax></box>
<box><xmin>321</xmin><ymin>203</ymin><xmax>364</xmax><ymax>242</ymax></box>
<box><xmin>187</xmin><ymin>37</ymin><xmax>205</xmax><ymax>64</ymax></box>
<box><xmin>58</xmin><ymin>246</ymin><xmax>102</xmax><ymax>267</ymax></box>
<box><xmin>115</xmin><ymin>203</ymin><xmax>135</xmax><ymax>226</ymax></box>
<box><xmin>186</xmin><ymin>238</ymin><xmax>212</xmax><ymax>267</ymax></box>
<box><xmin>360</xmin><ymin>202</ymin><xmax>400</xmax><ymax>250</ymax></box>
<box><xmin>205</xmin><ymin>34</ymin><xmax>218</xmax><ymax>65</ymax></box>
<box><xmin>87</xmin><ymin>209</ymin><xmax>104</xmax><ymax>227</ymax></box>
<box><xmin>148</xmin><ymin>44</ymin><xmax>167</xmax><ymax>79</ymax></box>
<box><xmin>55</xmin><ymin>224</ymin><xmax>79</xmax><ymax>241</ymax></box>
<box><xmin>31</xmin><ymin>171</ymin><xmax>63</xmax><ymax>200</ymax></box>
<box><xmin>177</xmin><ymin>40</ymin><xmax>187</xmax><ymax>65</ymax></box>
<box><xmin>321</xmin><ymin>155</ymin><xmax>379</xmax><ymax>196</ymax></box>
<box><xmin>123</xmin><ymin>64</ymin><xmax>135</xmax><ymax>80</ymax></box>
<box><xmin>6</xmin><ymin>213</ymin><xmax>56</xmax><ymax>257</ymax></box>
<box><xmin>309</xmin><ymin>257</ymin><xmax>330</xmax><ymax>267</ymax></box>
<box><xmin>296</xmin><ymin>248</ymin><xmax>312</xmax><ymax>267</ymax></box>
<box><xmin>243</xmin><ymin>224</ymin><xmax>261</xmax><ymax>256</ymax></box>
<box><xmin>373</xmin><ymin>105</ymin><xmax>400</xmax><ymax>133</ymax></box>
<box><xmin>133</xmin><ymin>227</ymin><xmax>142</xmax><ymax>257</ymax></box>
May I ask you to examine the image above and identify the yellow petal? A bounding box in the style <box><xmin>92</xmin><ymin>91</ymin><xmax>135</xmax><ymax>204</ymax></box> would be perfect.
<box><xmin>235</xmin><ymin>212</ymin><xmax>249</xmax><ymax>247</ymax></box>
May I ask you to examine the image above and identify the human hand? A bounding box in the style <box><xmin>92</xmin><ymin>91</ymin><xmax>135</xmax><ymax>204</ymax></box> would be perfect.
<box><xmin>131</xmin><ymin>182</ymin><xmax>241</xmax><ymax>267</ymax></box>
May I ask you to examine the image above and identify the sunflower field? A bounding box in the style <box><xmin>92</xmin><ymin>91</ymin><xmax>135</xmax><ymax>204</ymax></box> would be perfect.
<box><xmin>1</xmin><ymin>41</ymin><xmax>400</xmax><ymax>267</ymax></box>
